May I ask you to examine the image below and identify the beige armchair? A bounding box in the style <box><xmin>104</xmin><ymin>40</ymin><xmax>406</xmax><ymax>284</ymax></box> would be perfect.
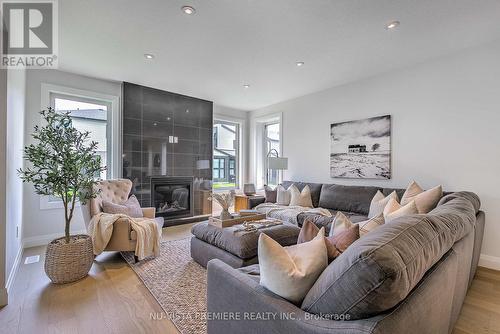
<box><xmin>81</xmin><ymin>179</ymin><xmax>164</xmax><ymax>261</ymax></box>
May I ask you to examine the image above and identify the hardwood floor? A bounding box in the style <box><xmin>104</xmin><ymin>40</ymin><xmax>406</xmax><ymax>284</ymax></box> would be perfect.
<box><xmin>1</xmin><ymin>223</ymin><xmax>499</xmax><ymax>334</ymax></box>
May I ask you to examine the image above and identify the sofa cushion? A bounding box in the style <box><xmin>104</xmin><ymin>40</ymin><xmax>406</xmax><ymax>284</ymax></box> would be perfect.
<box><xmin>368</xmin><ymin>190</ymin><xmax>398</xmax><ymax>218</ymax></box>
<box><xmin>264</xmin><ymin>185</ymin><xmax>277</xmax><ymax>203</ymax></box>
<box><xmin>301</xmin><ymin>192</ymin><xmax>478</xmax><ymax>320</ymax></box>
<box><xmin>299</xmin><ymin>220</ymin><xmax>360</xmax><ymax>260</ymax></box>
<box><xmin>289</xmin><ymin>184</ymin><xmax>313</xmax><ymax>207</ymax></box>
<box><xmin>358</xmin><ymin>214</ymin><xmax>385</xmax><ymax>236</ymax></box>
<box><xmin>282</xmin><ymin>181</ymin><xmax>323</xmax><ymax>208</ymax></box>
<box><xmin>297</xmin><ymin>211</ymin><xmax>368</xmax><ymax>235</ymax></box>
<box><xmin>383</xmin><ymin>198</ymin><xmax>418</xmax><ymax>223</ymax></box>
<box><xmin>319</xmin><ymin>184</ymin><xmax>380</xmax><ymax>215</ymax></box>
<box><xmin>276</xmin><ymin>185</ymin><xmax>291</xmax><ymax>205</ymax></box>
<box><xmin>329</xmin><ymin>212</ymin><xmax>355</xmax><ymax>236</ymax></box>
<box><xmin>401</xmin><ymin>181</ymin><xmax>443</xmax><ymax>213</ymax></box>
<box><xmin>259</xmin><ymin>230</ymin><xmax>328</xmax><ymax>303</ymax></box>
<box><xmin>102</xmin><ymin>195</ymin><xmax>143</xmax><ymax>218</ymax></box>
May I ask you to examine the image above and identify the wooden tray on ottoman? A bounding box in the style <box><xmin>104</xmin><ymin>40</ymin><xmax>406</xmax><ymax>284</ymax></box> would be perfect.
<box><xmin>208</xmin><ymin>213</ymin><xmax>267</xmax><ymax>228</ymax></box>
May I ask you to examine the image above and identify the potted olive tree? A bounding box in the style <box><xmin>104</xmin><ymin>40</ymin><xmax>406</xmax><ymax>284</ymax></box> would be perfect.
<box><xmin>19</xmin><ymin>108</ymin><xmax>105</xmax><ymax>284</ymax></box>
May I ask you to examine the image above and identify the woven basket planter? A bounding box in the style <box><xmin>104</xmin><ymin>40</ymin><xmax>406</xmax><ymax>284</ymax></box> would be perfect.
<box><xmin>44</xmin><ymin>234</ymin><xmax>94</xmax><ymax>284</ymax></box>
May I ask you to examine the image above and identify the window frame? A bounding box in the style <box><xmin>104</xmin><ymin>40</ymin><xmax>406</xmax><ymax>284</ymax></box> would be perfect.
<box><xmin>39</xmin><ymin>83</ymin><xmax>120</xmax><ymax>210</ymax></box>
<box><xmin>251</xmin><ymin>112</ymin><xmax>283</xmax><ymax>190</ymax></box>
<box><xmin>212</xmin><ymin>118</ymin><xmax>241</xmax><ymax>191</ymax></box>
<box><xmin>264</xmin><ymin>121</ymin><xmax>281</xmax><ymax>187</ymax></box>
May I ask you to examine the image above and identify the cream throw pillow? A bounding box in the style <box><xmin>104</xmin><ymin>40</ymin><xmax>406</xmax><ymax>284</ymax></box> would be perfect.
<box><xmin>328</xmin><ymin>212</ymin><xmax>355</xmax><ymax>237</ymax></box>
<box><xmin>368</xmin><ymin>191</ymin><xmax>398</xmax><ymax>218</ymax></box>
<box><xmin>383</xmin><ymin>198</ymin><xmax>418</xmax><ymax>223</ymax></box>
<box><xmin>358</xmin><ymin>214</ymin><xmax>385</xmax><ymax>236</ymax></box>
<box><xmin>258</xmin><ymin>229</ymin><xmax>328</xmax><ymax>303</ymax></box>
<box><xmin>276</xmin><ymin>184</ymin><xmax>291</xmax><ymax>206</ymax></box>
<box><xmin>401</xmin><ymin>181</ymin><xmax>443</xmax><ymax>214</ymax></box>
<box><xmin>289</xmin><ymin>184</ymin><xmax>313</xmax><ymax>207</ymax></box>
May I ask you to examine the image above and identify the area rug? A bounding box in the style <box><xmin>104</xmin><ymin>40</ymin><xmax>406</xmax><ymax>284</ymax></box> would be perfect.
<box><xmin>121</xmin><ymin>238</ymin><xmax>207</xmax><ymax>334</ymax></box>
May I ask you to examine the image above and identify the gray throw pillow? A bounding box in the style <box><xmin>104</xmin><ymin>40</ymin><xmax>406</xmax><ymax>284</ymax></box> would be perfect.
<box><xmin>264</xmin><ymin>185</ymin><xmax>277</xmax><ymax>203</ymax></box>
<box><xmin>102</xmin><ymin>195</ymin><xmax>143</xmax><ymax>218</ymax></box>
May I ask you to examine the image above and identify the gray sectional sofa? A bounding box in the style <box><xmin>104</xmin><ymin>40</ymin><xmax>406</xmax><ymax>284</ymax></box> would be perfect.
<box><xmin>207</xmin><ymin>181</ymin><xmax>485</xmax><ymax>334</ymax></box>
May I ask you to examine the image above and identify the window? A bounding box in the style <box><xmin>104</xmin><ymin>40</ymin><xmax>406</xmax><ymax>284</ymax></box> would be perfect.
<box><xmin>213</xmin><ymin>120</ymin><xmax>240</xmax><ymax>189</ymax></box>
<box><xmin>265</xmin><ymin>122</ymin><xmax>281</xmax><ymax>187</ymax></box>
<box><xmin>52</xmin><ymin>94</ymin><xmax>111</xmax><ymax>180</ymax></box>
<box><xmin>229</xmin><ymin>159</ymin><xmax>235</xmax><ymax>176</ymax></box>
<box><xmin>39</xmin><ymin>83</ymin><xmax>119</xmax><ymax>210</ymax></box>
<box><xmin>213</xmin><ymin>158</ymin><xmax>225</xmax><ymax>180</ymax></box>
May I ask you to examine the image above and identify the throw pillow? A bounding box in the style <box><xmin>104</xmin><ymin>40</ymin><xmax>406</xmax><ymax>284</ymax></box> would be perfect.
<box><xmin>328</xmin><ymin>211</ymin><xmax>355</xmax><ymax>237</ymax></box>
<box><xmin>298</xmin><ymin>219</ymin><xmax>359</xmax><ymax>260</ymax></box>
<box><xmin>358</xmin><ymin>214</ymin><xmax>385</xmax><ymax>236</ymax></box>
<box><xmin>383</xmin><ymin>198</ymin><xmax>418</xmax><ymax>223</ymax></box>
<box><xmin>259</xmin><ymin>229</ymin><xmax>328</xmax><ymax>303</ymax></box>
<box><xmin>327</xmin><ymin>224</ymin><xmax>360</xmax><ymax>258</ymax></box>
<box><xmin>102</xmin><ymin>195</ymin><xmax>143</xmax><ymax>218</ymax></box>
<box><xmin>264</xmin><ymin>185</ymin><xmax>277</xmax><ymax>203</ymax></box>
<box><xmin>368</xmin><ymin>190</ymin><xmax>398</xmax><ymax>218</ymax></box>
<box><xmin>289</xmin><ymin>184</ymin><xmax>313</xmax><ymax>207</ymax></box>
<box><xmin>401</xmin><ymin>181</ymin><xmax>443</xmax><ymax>214</ymax></box>
<box><xmin>276</xmin><ymin>184</ymin><xmax>291</xmax><ymax>206</ymax></box>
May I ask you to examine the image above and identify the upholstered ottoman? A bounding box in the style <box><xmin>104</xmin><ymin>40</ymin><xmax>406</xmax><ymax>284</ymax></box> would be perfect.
<box><xmin>190</xmin><ymin>221</ymin><xmax>300</xmax><ymax>268</ymax></box>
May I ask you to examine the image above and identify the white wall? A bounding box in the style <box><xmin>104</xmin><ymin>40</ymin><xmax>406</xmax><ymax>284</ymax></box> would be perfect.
<box><xmin>5</xmin><ymin>69</ymin><xmax>26</xmax><ymax>292</ymax></box>
<box><xmin>250</xmin><ymin>40</ymin><xmax>500</xmax><ymax>264</ymax></box>
<box><xmin>0</xmin><ymin>69</ymin><xmax>8</xmax><ymax>305</ymax></box>
<box><xmin>23</xmin><ymin>70</ymin><xmax>121</xmax><ymax>245</ymax></box>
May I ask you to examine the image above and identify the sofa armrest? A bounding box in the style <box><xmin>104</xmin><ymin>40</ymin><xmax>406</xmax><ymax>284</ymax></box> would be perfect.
<box><xmin>207</xmin><ymin>259</ymin><xmax>375</xmax><ymax>334</ymax></box>
<box><xmin>248</xmin><ymin>196</ymin><xmax>266</xmax><ymax>209</ymax></box>
<box><xmin>142</xmin><ymin>207</ymin><xmax>156</xmax><ymax>219</ymax></box>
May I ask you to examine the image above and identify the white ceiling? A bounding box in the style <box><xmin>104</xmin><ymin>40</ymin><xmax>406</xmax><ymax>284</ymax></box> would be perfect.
<box><xmin>59</xmin><ymin>0</ymin><xmax>500</xmax><ymax>111</ymax></box>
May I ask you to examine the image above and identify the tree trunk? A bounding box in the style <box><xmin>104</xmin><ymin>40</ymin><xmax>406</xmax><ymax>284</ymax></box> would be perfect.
<box><xmin>65</xmin><ymin>218</ymin><xmax>70</xmax><ymax>244</ymax></box>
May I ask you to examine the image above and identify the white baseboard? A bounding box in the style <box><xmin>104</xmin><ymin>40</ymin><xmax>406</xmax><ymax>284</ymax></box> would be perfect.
<box><xmin>479</xmin><ymin>254</ymin><xmax>500</xmax><ymax>271</ymax></box>
<box><xmin>6</xmin><ymin>246</ymin><xmax>23</xmax><ymax>294</ymax></box>
<box><xmin>23</xmin><ymin>230</ymin><xmax>87</xmax><ymax>248</ymax></box>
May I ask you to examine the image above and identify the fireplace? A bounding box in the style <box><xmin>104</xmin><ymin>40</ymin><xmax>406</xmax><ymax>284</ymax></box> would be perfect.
<box><xmin>151</xmin><ymin>176</ymin><xmax>194</xmax><ymax>220</ymax></box>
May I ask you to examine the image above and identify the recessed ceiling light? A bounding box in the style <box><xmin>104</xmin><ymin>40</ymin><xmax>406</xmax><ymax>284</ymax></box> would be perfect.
<box><xmin>296</xmin><ymin>61</ymin><xmax>305</xmax><ymax>67</ymax></box>
<box><xmin>182</xmin><ymin>5</ymin><xmax>196</xmax><ymax>15</ymax></box>
<box><xmin>243</xmin><ymin>84</ymin><xmax>250</xmax><ymax>89</ymax></box>
<box><xmin>144</xmin><ymin>53</ymin><xmax>155</xmax><ymax>60</ymax></box>
<box><xmin>385</xmin><ymin>20</ymin><xmax>400</xmax><ymax>30</ymax></box>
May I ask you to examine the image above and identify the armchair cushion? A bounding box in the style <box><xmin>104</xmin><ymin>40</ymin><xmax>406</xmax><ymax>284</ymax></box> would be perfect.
<box><xmin>90</xmin><ymin>179</ymin><xmax>133</xmax><ymax>216</ymax></box>
<box><xmin>102</xmin><ymin>195</ymin><xmax>143</xmax><ymax>218</ymax></box>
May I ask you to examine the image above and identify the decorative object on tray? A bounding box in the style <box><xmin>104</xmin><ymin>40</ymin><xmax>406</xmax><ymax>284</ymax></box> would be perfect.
<box><xmin>208</xmin><ymin>213</ymin><xmax>267</xmax><ymax>228</ymax></box>
<box><xmin>18</xmin><ymin>108</ymin><xmax>106</xmax><ymax>284</ymax></box>
<box><xmin>239</xmin><ymin>209</ymin><xmax>260</xmax><ymax>216</ymax></box>
<box><xmin>235</xmin><ymin>218</ymin><xmax>283</xmax><ymax>233</ymax></box>
<box><xmin>330</xmin><ymin>115</ymin><xmax>391</xmax><ymax>179</ymax></box>
<box><xmin>243</xmin><ymin>183</ymin><xmax>256</xmax><ymax>196</ymax></box>
<box><xmin>209</xmin><ymin>190</ymin><xmax>235</xmax><ymax>220</ymax></box>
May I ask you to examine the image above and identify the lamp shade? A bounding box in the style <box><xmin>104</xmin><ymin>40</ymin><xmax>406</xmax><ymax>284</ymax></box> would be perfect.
<box><xmin>268</xmin><ymin>157</ymin><xmax>288</xmax><ymax>170</ymax></box>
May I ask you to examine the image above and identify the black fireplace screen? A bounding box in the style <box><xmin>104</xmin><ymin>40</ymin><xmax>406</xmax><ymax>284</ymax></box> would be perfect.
<box><xmin>151</xmin><ymin>177</ymin><xmax>194</xmax><ymax>219</ymax></box>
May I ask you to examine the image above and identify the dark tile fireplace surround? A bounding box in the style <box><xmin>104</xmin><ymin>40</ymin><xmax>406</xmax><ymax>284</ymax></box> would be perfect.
<box><xmin>122</xmin><ymin>82</ymin><xmax>213</xmax><ymax>223</ymax></box>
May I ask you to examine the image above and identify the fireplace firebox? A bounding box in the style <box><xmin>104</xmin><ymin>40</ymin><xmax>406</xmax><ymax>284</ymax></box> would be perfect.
<box><xmin>151</xmin><ymin>176</ymin><xmax>194</xmax><ymax>220</ymax></box>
